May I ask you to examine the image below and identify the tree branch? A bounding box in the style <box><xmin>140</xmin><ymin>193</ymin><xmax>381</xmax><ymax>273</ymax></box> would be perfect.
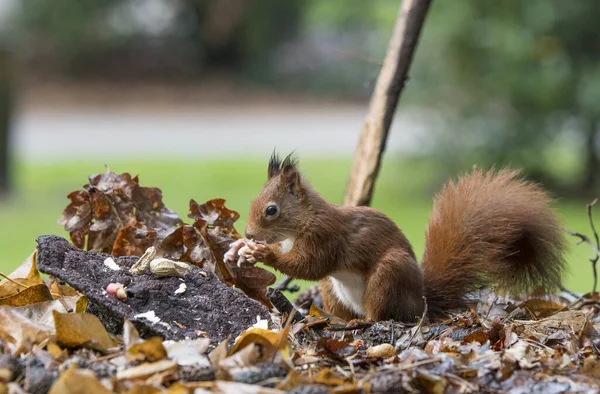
<box><xmin>343</xmin><ymin>0</ymin><xmax>432</xmax><ymax>207</ymax></box>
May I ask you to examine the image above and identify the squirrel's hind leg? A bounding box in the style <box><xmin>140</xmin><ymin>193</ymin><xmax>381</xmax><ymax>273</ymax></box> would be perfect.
<box><xmin>364</xmin><ymin>250</ymin><xmax>425</xmax><ymax>323</ymax></box>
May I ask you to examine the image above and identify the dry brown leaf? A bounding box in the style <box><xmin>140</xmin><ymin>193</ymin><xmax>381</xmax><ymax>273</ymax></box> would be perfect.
<box><xmin>229</xmin><ymin>265</ymin><xmax>276</xmax><ymax>309</ymax></box>
<box><xmin>229</xmin><ymin>328</ymin><xmax>291</xmax><ymax>361</ymax></box>
<box><xmin>164</xmin><ymin>383</ymin><xmax>190</xmax><ymax>394</ymax></box>
<box><xmin>188</xmin><ymin>199</ymin><xmax>240</xmax><ymax>235</ymax></box>
<box><xmin>0</xmin><ymin>249</ymin><xmax>45</xmax><ymax>300</ymax></box>
<box><xmin>309</xmin><ymin>304</ymin><xmax>348</xmax><ymax>326</ymax></box>
<box><xmin>219</xmin><ymin>343</ymin><xmax>264</xmax><ymax>370</ymax></box>
<box><xmin>128</xmin><ymin>337</ymin><xmax>168</xmax><ymax>362</ymax></box>
<box><xmin>58</xmin><ymin>167</ymin><xmax>181</xmax><ymax>254</ymax></box>
<box><xmin>127</xmin><ymin>385</ymin><xmax>163</xmax><ymax>394</ymax></box>
<box><xmin>537</xmin><ymin>311</ymin><xmax>587</xmax><ymax>332</ymax></box>
<box><xmin>53</xmin><ymin>311</ymin><xmax>116</xmax><ymax>352</ymax></box>
<box><xmin>0</xmin><ymin>250</ymin><xmax>43</xmax><ymax>284</ymax></box>
<box><xmin>48</xmin><ymin>366</ymin><xmax>113</xmax><ymax>394</ymax></box>
<box><xmin>209</xmin><ymin>337</ymin><xmax>230</xmax><ymax>378</ymax></box>
<box><xmin>113</xmin><ymin>226</ymin><xmax>159</xmax><ymax>257</ymax></box>
<box><xmin>123</xmin><ymin>319</ymin><xmax>142</xmax><ymax>350</ymax></box>
<box><xmin>47</xmin><ymin>341</ymin><xmax>69</xmax><ymax>362</ymax></box>
<box><xmin>0</xmin><ymin>284</ymin><xmax>53</xmax><ymax>307</ymax></box>
<box><xmin>0</xmin><ymin>306</ymin><xmax>54</xmax><ymax>355</ymax></box>
<box><xmin>49</xmin><ymin>279</ymin><xmax>80</xmax><ymax>299</ymax></box>
<box><xmin>313</xmin><ymin>368</ymin><xmax>347</xmax><ymax>387</ymax></box>
<box><xmin>116</xmin><ymin>359</ymin><xmax>178</xmax><ymax>381</ymax></box>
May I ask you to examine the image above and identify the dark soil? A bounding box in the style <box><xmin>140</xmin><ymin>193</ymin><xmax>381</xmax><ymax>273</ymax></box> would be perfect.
<box><xmin>36</xmin><ymin>236</ymin><xmax>270</xmax><ymax>344</ymax></box>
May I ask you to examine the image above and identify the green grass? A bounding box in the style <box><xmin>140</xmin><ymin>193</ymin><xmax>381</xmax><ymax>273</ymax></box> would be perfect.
<box><xmin>0</xmin><ymin>157</ymin><xmax>596</xmax><ymax>293</ymax></box>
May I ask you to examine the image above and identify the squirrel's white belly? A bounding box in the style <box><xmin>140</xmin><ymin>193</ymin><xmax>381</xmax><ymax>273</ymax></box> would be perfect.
<box><xmin>329</xmin><ymin>271</ymin><xmax>365</xmax><ymax>316</ymax></box>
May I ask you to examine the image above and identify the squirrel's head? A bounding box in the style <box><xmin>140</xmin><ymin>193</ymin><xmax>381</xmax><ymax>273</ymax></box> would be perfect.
<box><xmin>245</xmin><ymin>152</ymin><xmax>308</xmax><ymax>243</ymax></box>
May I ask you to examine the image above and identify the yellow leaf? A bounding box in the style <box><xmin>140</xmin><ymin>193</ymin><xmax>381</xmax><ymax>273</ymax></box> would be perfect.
<box><xmin>309</xmin><ymin>304</ymin><xmax>347</xmax><ymax>326</ymax></box>
<box><xmin>53</xmin><ymin>311</ymin><xmax>116</xmax><ymax>352</ymax></box>
<box><xmin>49</xmin><ymin>279</ymin><xmax>80</xmax><ymax>299</ymax></box>
<box><xmin>48</xmin><ymin>366</ymin><xmax>113</xmax><ymax>394</ymax></box>
<box><xmin>75</xmin><ymin>296</ymin><xmax>88</xmax><ymax>313</ymax></box>
<box><xmin>127</xmin><ymin>385</ymin><xmax>163</xmax><ymax>394</ymax></box>
<box><xmin>0</xmin><ymin>250</ymin><xmax>43</xmax><ymax>286</ymax></box>
<box><xmin>47</xmin><ymin>341</ymin><xmax>69</xmax><ymax>361</ymax></box>
<box><xmin>229</xmin><ymin>327</ymin><xmax>291</xmax><ymax>361</ymax></box>
<box><xmin>128</xmin><ymin>337</ymin><xmax>167</xmax><ymax>362</ymax></box>
<box><xmin>0</xmin><ymin>278</ymin><xmax>40</xmax><ymax>298</ymax></box>
<box><xmin>0</xmin><ymin>284</ymin><xmax>53</xmax><ymax>307</ymax></box>
<box><xmin>165</xmin><ymin>383</ymin><xmax>190</xmax><ymax>394</ymax></box>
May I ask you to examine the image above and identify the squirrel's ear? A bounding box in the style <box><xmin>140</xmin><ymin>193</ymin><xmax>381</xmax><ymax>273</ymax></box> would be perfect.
<box><xmin>279</xmin><ymin>164</ymin><xmax>301</xmax><ymax>196</ymax></box>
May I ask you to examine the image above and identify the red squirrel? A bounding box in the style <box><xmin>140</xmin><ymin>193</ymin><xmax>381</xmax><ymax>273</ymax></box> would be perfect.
<box><xmin>229</xmin><ymin>153</ymin><xmax>566</xmax><ymax>322</ymax></box>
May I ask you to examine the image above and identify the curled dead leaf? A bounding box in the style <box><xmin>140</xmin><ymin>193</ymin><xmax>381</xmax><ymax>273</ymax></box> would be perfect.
<box><xmin>128</xmin><ymin>337</ymin><xmax>168</xmax><ymax>362</ymax></box>
<box><xmin>53</xmin><ymin>311</ymin><xmax>117</xmax><ymax>353</ymax></box>
<box><xmin>48</xmin><ymin>366</ymin><xmax>113</xmax><ymax>394</ymax></box>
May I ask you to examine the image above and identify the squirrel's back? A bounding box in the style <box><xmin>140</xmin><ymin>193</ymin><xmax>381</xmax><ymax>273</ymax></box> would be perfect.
<box><xmin>422</xmin><ymin>168</ymin><xmax>567</xmax><ymax>318</ymax></box>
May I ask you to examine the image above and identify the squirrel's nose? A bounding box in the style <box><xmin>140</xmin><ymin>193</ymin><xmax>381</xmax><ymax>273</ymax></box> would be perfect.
<box><xmin>245</xmin><ymin>230</ymin><xmax>254</xmax><ymax>240</ymax></box>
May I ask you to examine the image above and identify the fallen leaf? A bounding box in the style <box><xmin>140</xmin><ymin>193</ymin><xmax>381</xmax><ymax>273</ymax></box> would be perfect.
<box><xmin>126</xmin><ymin>385</ymin><xmax>163</xmax><ymax>394</ymax></box>
<box><xmin>0</xmin><ymin>306</ymin><xmax>54</xmax><ymax>355</ymax></box>
<box><xmin>163</xmin><ymin>338</ymin><xmax>210</xmax><ymax>366</ymax></box>
<box><xmin>48</xmin><ymin>366</ymin><xmax>112</xmax><ymax>394</ymax></box>
<box><xmin>123</xmin><ymin>319</ymin><xmax>142</xmax><ymax>350</ymax></box>
<box><xmin>58</xmin><ymin>167</ymin><xmax>182</xmax><ymax>254</ymax></box>
<box><xmin>116</xmin><ymin>359</ymin><xmax>178</xmax><ymax>381</ymax></box>
<box><xmin>229</xmin><ymin>328</ymin><xmax>291</xmax><ymax>361</ymax></box>
<box><xmin>75</xmin><ymin>296</ymin><xmax>88</xmax><ymax>313</ymax></box>
<box><xmin>128</xmin><ymin>337</ymin><xmax>168</xmax><ymax>362</ymax></box>
<box><xmin>309</xmin><ymin>304</ymin><xmax>348</xmax><ymax>326</ymax></box>
<box><xmin>53</xmin><ymin>311</ymin><xmax>117</xmax><ymax>352</ymax></box>
<box><xmin>0</xmin><ymin>284</ymin><xmax>53</xmax><ymax>307</ymax></box>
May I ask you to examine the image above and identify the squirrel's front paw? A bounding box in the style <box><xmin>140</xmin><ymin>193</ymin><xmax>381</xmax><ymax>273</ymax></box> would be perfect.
<box><xmin>239</xmin><ymin>242</ymin><xmax>274</xmax><ymax>265</ymax></box>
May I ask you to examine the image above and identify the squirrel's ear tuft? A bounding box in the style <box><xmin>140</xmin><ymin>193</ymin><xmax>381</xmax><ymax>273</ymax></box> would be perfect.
<box><xmin>268</xmin><ymin>151</ymin><xmax>281</xmax><ymax>179</ymax></box>
<box><xmin>268</xmin><ymin>151</ymin><xmax>299</xmax><ymax>180</ymax></box>
<box><xmin>278</xmin><ymin>153</ymin><xmax>301</xmax><ymax>195</ymax></box>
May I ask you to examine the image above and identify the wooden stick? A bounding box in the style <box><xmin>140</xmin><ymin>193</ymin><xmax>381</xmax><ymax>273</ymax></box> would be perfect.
<box><xmin>343</xmin><ymin>0</ymin><xmax>432</xmax><ymax>207</ymax></box>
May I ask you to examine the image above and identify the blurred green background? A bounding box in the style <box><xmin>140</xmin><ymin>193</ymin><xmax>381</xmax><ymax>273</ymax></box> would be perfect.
<box><xmin>1</xmin><ymin>0</ymin><xmax>599</xmax><ymax>293</ymax></box>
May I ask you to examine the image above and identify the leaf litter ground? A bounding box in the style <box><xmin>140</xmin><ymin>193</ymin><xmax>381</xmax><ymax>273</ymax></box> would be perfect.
<box><xmin>0</xmin><ymin>168</ymin><xmax>599</xmax><ymax>393</ymax></box>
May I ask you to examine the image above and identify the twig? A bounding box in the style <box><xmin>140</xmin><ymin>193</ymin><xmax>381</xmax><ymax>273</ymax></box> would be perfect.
<box><xmin>588</xmin><ymin>199</ymin><xmax>599</xmax><ymax>293</ymax></box>
<box><xmin>408</xmin><ymin>296</ymin><xmax>428</xmax><ymax>347</ymax></box>
<box><xmin>326</xmin><ymin>322</ymin><xmax>375</xmax><ymax>332</ymax></box>
<box><xmin>565</xmin><ymin>227</ymin><xmax>600</xmax><ymax>293</ymax></box>
<box><xmin>273</xmin><ymin>275</ymin><xmax>300</xmax><ymax>293</ymax></box>
<box><xmin>0</xmin><ymin>272</ymin><xmax>30</xmax><ymax>289</ymax></box>
<box><xmin>343</xmin><ymin>0</ymin><xmax>432</xmax><ymax>207</ymax></box>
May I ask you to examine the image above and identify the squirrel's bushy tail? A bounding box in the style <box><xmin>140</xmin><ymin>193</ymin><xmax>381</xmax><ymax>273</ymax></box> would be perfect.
<box><xmin>422</xmin><ymin>168</ymin><xmax>567</xmax><ymax>319</ymax></box>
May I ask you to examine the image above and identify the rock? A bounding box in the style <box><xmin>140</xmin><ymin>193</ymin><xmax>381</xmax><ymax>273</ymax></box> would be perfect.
<box><xmin>36</xmin><ymin>236</ymin><xmax>270</xmax><ymax>344</ymax></box>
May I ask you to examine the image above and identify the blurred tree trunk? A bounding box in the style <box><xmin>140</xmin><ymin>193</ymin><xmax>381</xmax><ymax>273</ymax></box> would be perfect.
<box><xmin>0</xmin><ymin>49</ymin><xmax>13</xmax><ymax>198</ymax></box>
<box><xmin>583</xmin><ymin>120</ymin><xmax>600</xmax><ymax>194</ymax></box>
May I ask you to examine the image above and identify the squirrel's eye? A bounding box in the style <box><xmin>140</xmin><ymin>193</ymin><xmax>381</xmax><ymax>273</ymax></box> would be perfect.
<box><xmin>265</xmin><ymin>205</ymin><xmax>278</xmax><ymax>216</ymax></box>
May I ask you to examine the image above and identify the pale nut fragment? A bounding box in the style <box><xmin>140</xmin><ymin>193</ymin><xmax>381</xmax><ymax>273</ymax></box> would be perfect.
<box><xmin>365</xmin><ymin>343</ymin><xmax>396</xmax><ymax>358</ymax></box>
<box><xmin>130</xmin><ymin>246</ymin><xmax>157</xmax><ymax>275</ymax></box>
<box><xmin>149</xmin><ymin>258</ymin><xmax>192</xmax><ymax>277</ymax></box>
<box><xmin>116</xmin><ymin>287</ymin><xmax>127</xmax><ymax>301</ymax></box>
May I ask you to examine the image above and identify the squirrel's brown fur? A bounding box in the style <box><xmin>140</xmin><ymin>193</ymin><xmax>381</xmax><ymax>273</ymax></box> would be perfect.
<box><xmin>242</xmin><ymin>153</ymin><xmax>566</xmax><ymax>322</ymax></box>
